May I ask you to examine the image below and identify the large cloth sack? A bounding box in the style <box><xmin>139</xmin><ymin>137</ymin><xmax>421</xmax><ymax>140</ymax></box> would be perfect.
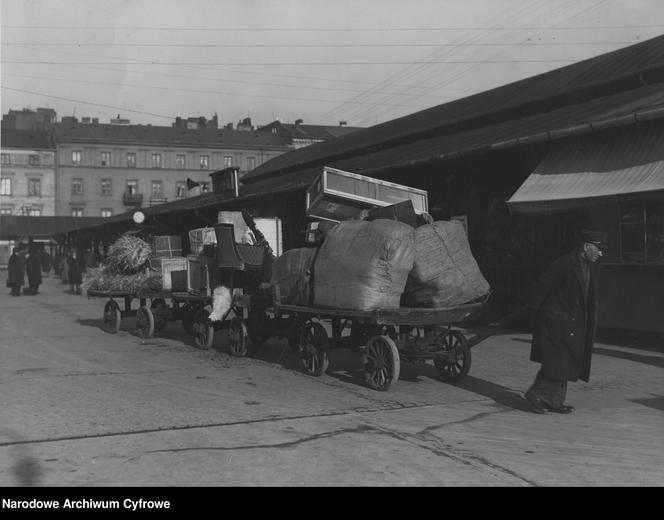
<box><xmin>404</xmin><ymin>220</ymin><xmax>490</xmax><ymax>307</ymax></box>
<box><xmin>313</xmin><ymin>219</ymin><xmax>415</xmax><ymax>311</ymax></box>
<box><xmin>270</xmin><ymin>247</ymin><xmax>318</xmax><ymax>305</ymax></box>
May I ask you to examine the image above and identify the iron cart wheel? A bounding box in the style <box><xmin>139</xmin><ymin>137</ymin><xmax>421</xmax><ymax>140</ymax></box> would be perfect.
<box><xmin>151</xmin><ymin>298</ymin><xmax>168</xmax><ymax>332</ymax></box>
<box><xmin>298</xmin><ymin>321</ymin><xmax>330</xmax><ymax>376</ymax></box>
<box><xmin>228</xmin><ymin>317</ymin><xmax>249</xmax><ymax>357</ymax></box>
<box><xmin>136</xmin><ymin>305</ymin><xmax>155</xmax><ymax>339</ymax></box>
<box><xmin>364</xmin><ymin>335</ymin><xmax>400</xmax><ymax>391</ymax></box>
<box><xmin>193</xmin><ymin>308</ymin><xmax>214</xmax><ymax>349</ymax></box>
<box><xmin>434</xmin><ymin>330</ymin><xmax>471</xmax><ymax>383</ymax></box>
<box><xmin>103</xmin><ymin>300</ymin><xmax>121</xmax><ymax>333</ymax></box>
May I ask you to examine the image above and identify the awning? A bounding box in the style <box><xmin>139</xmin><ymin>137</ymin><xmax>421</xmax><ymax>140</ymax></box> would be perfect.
<box><xmin>507</xmin><ymin>125</ymin><xmax>664</xmax><ymax>214</ymax></box>
<box><xmin>0</xmin><ymin>216</ymin><xmax>106</xmax><ymax>240</ymax></box>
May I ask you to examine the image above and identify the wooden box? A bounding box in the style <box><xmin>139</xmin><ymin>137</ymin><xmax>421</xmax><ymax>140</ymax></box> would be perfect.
<box><xmin>160</xmin><ymin>257</ymin><xmax>188</xmax><ymax>290</ymax></box>
<box><xmin>305</xmin><ymin>166</ymin><xmax>428</xmax><ymax>222</ymax></box>
<box><xmin>152</xmin><ymin>235</ymin><xmax>183</xmax><ymax>258</ymax></box>
<box><xmin>187</xmin><ymin>255</ymin><xmax>209</xmax><ymax>295</ymax></box>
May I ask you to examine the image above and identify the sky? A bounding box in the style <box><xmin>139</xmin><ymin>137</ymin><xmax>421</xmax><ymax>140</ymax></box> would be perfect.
<box><xmin>1</xmin><ymin>0</ymin><xmax>663</xmax><ymax>129</ymax></box>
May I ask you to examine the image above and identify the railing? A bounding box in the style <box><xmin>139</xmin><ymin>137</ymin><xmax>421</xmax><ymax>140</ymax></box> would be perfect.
<box><xmin>149</xmin><ymin>197</ymin><xmax>168</xmax><ymax>206</ymax></box>
<box><xmin>122</xmin><ymin>192</ymin><xmax>143</xmax><ymax>206</ymax></box>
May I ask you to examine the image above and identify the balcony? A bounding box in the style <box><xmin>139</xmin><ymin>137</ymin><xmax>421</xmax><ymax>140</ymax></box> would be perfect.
<box><xmin>149</xmin><ymin>197</ymin><xmax>168</xmax><ymax>207</ymax></box>
<box><xmin>122</xmin><ymin>192</ymin><xmax>143</xmax><ymax>206</ymax></box>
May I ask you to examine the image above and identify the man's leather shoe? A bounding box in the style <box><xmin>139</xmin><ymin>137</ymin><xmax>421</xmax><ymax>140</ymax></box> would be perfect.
<box><xmin>544</xmin><ymin>403</ymin><xmax>575</xmax><ymax>414</ymax></box>
<box><xmin>525</xmin><ymin>392</ymin><xmax>547</xmax><ymax>414</ymax></box>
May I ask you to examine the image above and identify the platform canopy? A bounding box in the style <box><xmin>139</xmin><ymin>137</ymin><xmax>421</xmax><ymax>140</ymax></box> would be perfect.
<box><xmin>0</xmin><ymin>216</ymin><xmax>106</xmax><ymax>240</ymax></box>
<box><xmin>507</xmin><ymin>125</ymin><xmax>664</xmax><ymax>215</ymax></box>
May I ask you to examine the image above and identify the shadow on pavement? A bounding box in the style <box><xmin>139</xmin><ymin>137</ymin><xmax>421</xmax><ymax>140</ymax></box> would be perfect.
<box><xmin>629</xmin><ymin>394</ymin><xmax>664</xmax><ymax>412</ymax></box>
<box><xmin>593</xmin><ymin>347</ymin><xmax>664</xmax><ymax>369</ymax></box>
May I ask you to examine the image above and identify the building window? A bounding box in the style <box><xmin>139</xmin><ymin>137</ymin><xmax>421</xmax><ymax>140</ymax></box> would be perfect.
<box><xmin>223</xmin><ymin>156</ymin><xmax>232</xmax><ymax>168</ymax></box>
<box><xmin>101</xmin><ymin>178</ymin><xmax>112</xmax><ymax>196</ymax></box>
<box><xmin>151</xmin><ymin>180</ymin><xmax>163</xmax><ymax>196</ymax></box>
<box><xmin>152</xmin><ymin>153</ymin><xmax>162</xmax><ymax>168</ymax></box>
<box><xmin>101</xmin><ymin>151</ymin><xmax>111</xmax><ymax>167</ymax></box>
<box><xmin>27</xmin><ymin>178</ymin><xmax>41</xmax><ymax>197</ymax></box>
<box><xmin>101</xmin><ymin>208</ymin><xmax>112</xmax><ymax>218</ymax></box>
<box><xmin>0</xmin><ymin>208</ymin><xmax>12</xmax><ymax>215</ymax></box>
<box><xmin>200</xmin><ymin>155</ymin><xmax>209</xmax><ymax>169</ymax></box>
<box><xmin>200</xmin><ymin>181</ymin><xmax>210</xmax><ymax>193</ymax></box>
<box><xmin>28</xmin><ymin>154</ymin><xmax>40</xmax><ymax>166</ymax></box>
<box><xmin>127</xmin><ymin>152</ymin><xmax>137</xmax><ymax>168</ymax></box>
<box><xmin>72</xmin><ymin>150</ymin><xmax>82</xmax><ymax>166</ymax></box>
<box><xmin>175</xmin><ymin>181</ymin><xmax>186</xmax><ymax>198</ymax></box>
<box><xmin>176</xmin><ymin>154</ymin><xmax>186</xmax><ymax>169</ymax></box>
<box><xmin>72</xmin><ymin>208</ymin><xmax>84</xmax><ymax>217</ymax></box>
<box><xmin>1</xmin><ymin>153</ymin><xmax>9</xmax><ymax>164</ymax></box>
<box><xmin>620</xmin><ymin>201</ymin><xmax>664</xmax><ymax>264</ymax></box>
<box><xmin>0</xmin><ymin>177</ymin><xmax>11</xmax><ymax>196</ymax></box>
<box><xmin>27</xmin><ymin>207</ymin><xmax>41</xmax><ymax>216</ymax></box>
<box><xmin>246</xmin><ymin>156</ymin><xmax>256</xmax><ymax>170</ymax></box>
<box><xmin>126</xmin><ymin>179</ymin><xmax>138</xmax><ymax>195</ymax></box>
<box><xmin>71</xmin><ymin>178</ymin><xmax>83</xmax><ymax>195</ymax></box>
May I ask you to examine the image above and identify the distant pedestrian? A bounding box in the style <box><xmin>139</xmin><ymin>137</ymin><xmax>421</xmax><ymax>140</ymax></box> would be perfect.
<box><xmin>68</xmin><ymin>250</ymin><xmax>82</xmax><ymax>295</ymax></box>
<box><xmin>25</xmin><ymin>245</ymin><xmax>43</xmax><ymax>295</ymax></box>
<box><xmin>525</xmin><ymin>229</ymin><xmax>607</xmax><ymax>415</ymax></box>
<box><xmin>60</xmin><ymin>251</ymin><xmax>69</xmax><ymax>284</ymax></box>
<box><xmin>41</xmin><ymin>247</ymin><xmax>53</xmax><ymax>277</ymax></box>
<box><xmin>83</xmin><ymin>248</ymin><xmax>96</xmax><ymax>272</ymax></box>
<box><xmin>6</xmin><ymin>247</ymin><xmax>25</xmax><ymax>296</ymax></box>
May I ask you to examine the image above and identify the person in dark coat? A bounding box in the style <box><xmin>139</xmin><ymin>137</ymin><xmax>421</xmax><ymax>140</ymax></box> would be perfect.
<box><xmin>41</xmin><ymin>247</ymin><xmax>53</xmax><ymax>277</ymax></box>
<box><xmin>25</xmin><ymin>246</ymin><xmax>43</xmax><ymax>295</ymax></box>
<box><xmin>7</xmin><ymin>247</ymin><xmax>25</xmax><ymax>296</ymax></box>
<box><xmin>525</xmin><ymin>229</ymin><xmax>607</xmax><ymax>414</ymax></box>
<box><xmin>67</xmin><ymin>250</ymin><xmax>83</xmax><ymax>295</ymax></box>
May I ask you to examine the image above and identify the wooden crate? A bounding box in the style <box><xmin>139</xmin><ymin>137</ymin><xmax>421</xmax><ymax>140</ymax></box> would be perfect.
<box><xmin>161</xmin><ymin>257</ymin><xmax>187</xmax><ymax>290</ymax></box>
<box><xmin>186</xmin><ymin>255</ymin><xmax>208</xmax><ymax>295</ymax></box>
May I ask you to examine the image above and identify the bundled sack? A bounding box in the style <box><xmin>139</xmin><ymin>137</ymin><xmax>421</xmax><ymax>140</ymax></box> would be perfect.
<box><xmin>270</xmin><ymin>247</ymin><xmax>318</xmax><ymax>305</ymax></box>
<box><xmin>313</xmin><ymin>219</ymin><xmax>415</xmax><ymax>311</ymax></box>
<box><xmin>404</xmin><ymin>220</ymin><xmax>490</xmax><ymax>307</ymax></box>
<box><xmin>105</xmin><ymin>234</ymin><xmax>153</xmax><ymax>275</ymax></box>
<box><xmin>83</xmin><ymin>266</ymin><xmax>162</xmax><ymax>293</ymax></box>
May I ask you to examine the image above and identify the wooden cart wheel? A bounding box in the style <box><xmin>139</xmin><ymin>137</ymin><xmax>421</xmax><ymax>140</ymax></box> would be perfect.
<box><xmin>298</xmin><ymin>321</ymin><xmax>330</xmax><ymax>376</ymax></box>
<box><xmin>151</xmin><ymin>298</ymin><xmax>168</xmax><ymax>332</ymax></box>
<box><xmin>434</xmin><ymin>330</ymin><xmax>471</xmax><ymax>383</ymax></box>
<box><xmin>364</xmin><ymin>335</ymin><xmax>400</xmax><ymax>391</ymax></box>
<box><xmin>103</xmin><ymin>300</ymin><xmax>121</xmax><ymax>333</ymax></box>
<box><xmin>136</xmin><ymin>305</ymin><xmax>155</xmax><ymax>339</ymax></box>
<box><xmin>228</xmin><ymin>317</ymin><xmax>249</xmax><ymax>357</ymax></box>
<box><xmin>193</xmin><ymin>308</ymin><xmax>214</xmax><ymax>349</ymax></box>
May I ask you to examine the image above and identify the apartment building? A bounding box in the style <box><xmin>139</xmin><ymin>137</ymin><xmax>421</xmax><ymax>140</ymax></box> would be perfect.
<box><xmin>53</xmin><ymin>119</ymin><xmax>292</xmax><ymax>218</ymax></box>
<box><xmin>0</xmin><ymin>129</ymin><xmax>56</xmax><ymax>216</ymax></box>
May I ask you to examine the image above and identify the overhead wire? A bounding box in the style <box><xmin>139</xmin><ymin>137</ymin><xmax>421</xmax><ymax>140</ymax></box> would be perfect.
<box><xmin>318</xmin><ymin>0</ymin><xmax>546</xmax><ymax>124</ymax></box>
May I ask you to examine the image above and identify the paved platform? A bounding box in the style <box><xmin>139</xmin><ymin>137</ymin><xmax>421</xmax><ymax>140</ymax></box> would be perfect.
<box><xmin>0</xmin><ymin>276</ymin><xmax>662</xmax><ymax>486</ymax></box>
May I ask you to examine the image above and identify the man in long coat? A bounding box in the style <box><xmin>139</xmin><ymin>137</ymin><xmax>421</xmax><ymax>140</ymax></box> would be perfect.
<box><xmin>7</xmin><ymin>247</ymin><xmax>25</xmax><ymax>296</ymax></box>
<box><xmin>25</xmin><ymin>245</ymin><xmax>43</xmax><ymax>295</ymax></box>
<box><xmin>525</xmin><ymin>229</ymin><xmax>607</xmax><ymax>414</ymax></box>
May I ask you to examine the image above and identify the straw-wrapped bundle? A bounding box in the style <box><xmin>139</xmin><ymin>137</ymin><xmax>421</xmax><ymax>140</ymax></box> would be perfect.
<box><xmin>105</xmin><ymin>234</ymin><xmax>153</xmax><ymax>275</ymax></box>
<box><xmin>83</xmin><ymin>266</ymin><xmax>162</xmax><ymax>293</ymax></box>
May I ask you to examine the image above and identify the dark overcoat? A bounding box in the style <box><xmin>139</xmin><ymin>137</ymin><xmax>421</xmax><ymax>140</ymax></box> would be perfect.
<box><xmin>26</xmin><ymin>252</ymin><xmax>42</xmax><ymax>286</ymax></box>
<box><xmin>68</xmin><ymin>256</ymin><xmax>83</xmax><ymax>285</ymax></box>
<box><xmin>7</xmin><ymin>253</ymin><xmax>24</xmax><ymax>287</ymax></box>
<box><xmin>528</xmin><ymin>251</ymin><xmax>597</xmax><ymax>382</ymax></box>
